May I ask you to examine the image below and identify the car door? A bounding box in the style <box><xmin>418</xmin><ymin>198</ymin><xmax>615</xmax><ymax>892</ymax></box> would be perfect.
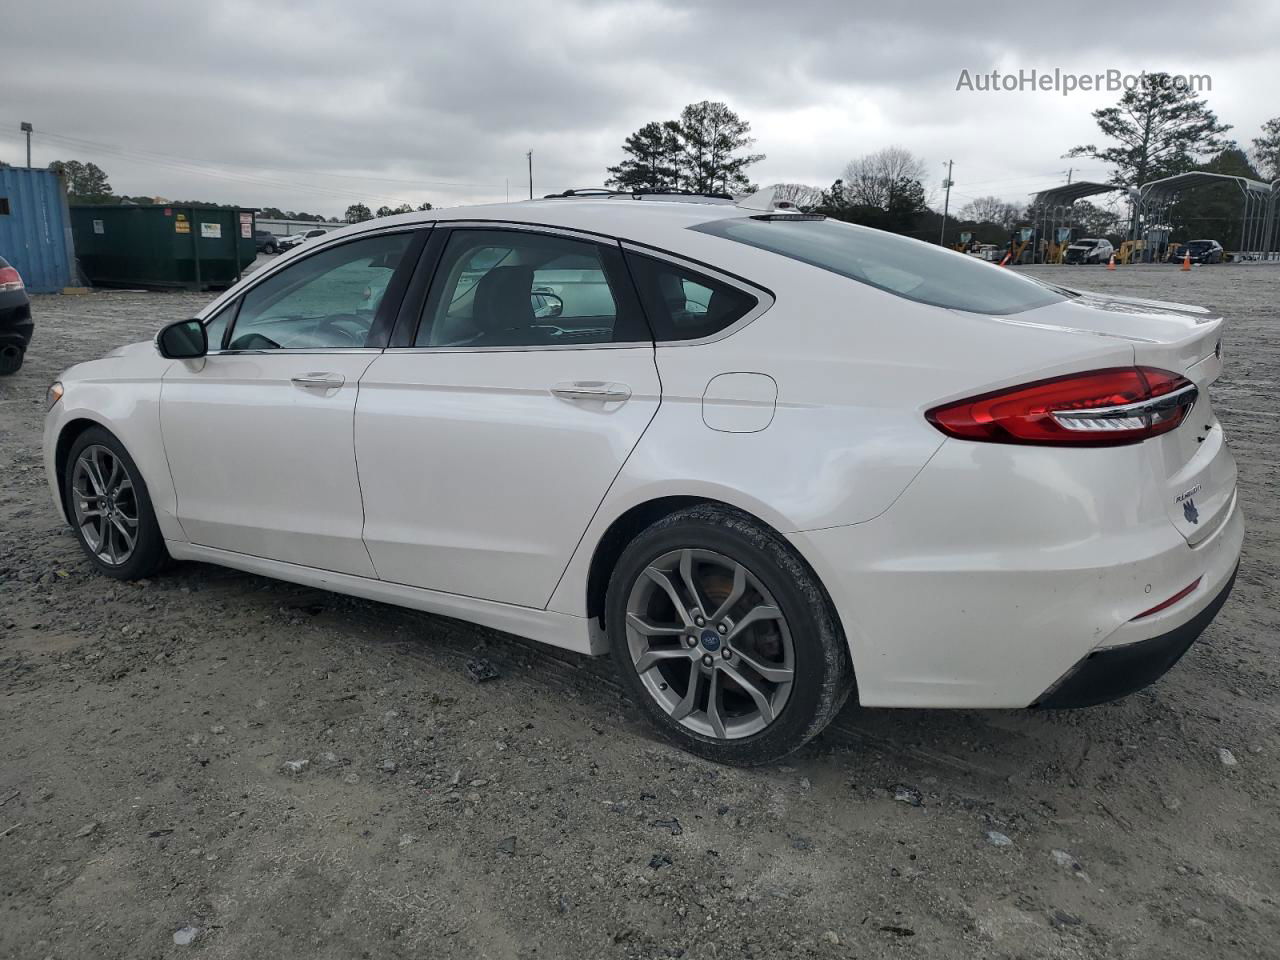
<box><xmin>355</xmin><ymin>224</ymin><xmax>661</xmax><ymax>608</ymax></box>
<box><xmin>161</xmin><ymin>228</ymin><xmax>423</xmax><ymax>576</ymax></box>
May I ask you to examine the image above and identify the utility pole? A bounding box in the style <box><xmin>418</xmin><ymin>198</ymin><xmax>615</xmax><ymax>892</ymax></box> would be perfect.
<box><xmin>20</xmin><ymin>121</ymin><xmax>33</xmax><ymax>168</ymax></box>
<box><xmin>938</xmin><ymin>159</ymin><xmax>954</xmax><ymax>246</ymax></box>
<box><xmin>1066</xmin><ymin>167</ymin><xmax>1073</xmax><ymax>184</ymax></box>
<box><xmin>527</xmin><ymin>151</ymin><xmax>533</xmax><ymax>200</ymax></box>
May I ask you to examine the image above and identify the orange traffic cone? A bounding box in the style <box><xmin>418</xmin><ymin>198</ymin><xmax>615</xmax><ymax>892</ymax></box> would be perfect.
<box><xmin>1181</xmin><ymin>250</ymin><xmax>1192</xmax><ymax>271</ymax></box>
<box><xmin>998</xmin><ymin>252</ymin><xmax>1011</xmax><ymax>267</ymax></box>
<box><xmin>1107</xmin><ymin>254</ymin><xmax>1116</xmax><ymax>270</ymax></box>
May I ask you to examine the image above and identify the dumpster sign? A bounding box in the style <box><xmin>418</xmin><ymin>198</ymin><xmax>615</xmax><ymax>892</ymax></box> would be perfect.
<box><xmin>201</xmin><ymin>222</ymin><xmax>222</xmax><ymax>239</ymax></box>
<box><xmin>240</xmin><ymin>213</ymin><xmax>253</xmax><ymax>239</ymax></box>
<box><xmin>92</xmin><ymin>219</ymin><xmax>104</xmax><ymax>235</ymax></box>
<box><xmin>175</xmin><ymin>213</ymin><xmax>190</xmax><ymax>234</ymax></box>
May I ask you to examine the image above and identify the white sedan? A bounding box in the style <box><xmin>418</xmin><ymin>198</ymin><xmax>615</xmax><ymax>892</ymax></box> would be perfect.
<box><xmin>43</xmin><ymin>191</ymin><xmax>1243</xmax><ymax>764</ymax></box>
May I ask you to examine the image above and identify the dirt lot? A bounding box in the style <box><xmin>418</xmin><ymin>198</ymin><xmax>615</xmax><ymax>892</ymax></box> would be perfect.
<box><xmin>1</xmin><ymin>262</ymin><xmax>1277</xmax><ymax>960</ymax></box>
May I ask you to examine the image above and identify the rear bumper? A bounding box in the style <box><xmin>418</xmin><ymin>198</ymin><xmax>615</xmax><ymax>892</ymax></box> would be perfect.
<box><xmin>789</xmin><ymin>437</ymin><xmax>1245</xmax><ymax>709</ymax></box>
<box><xmin>1033</xmin><ymin>563</ymin><xmax>1238</xmax><ymax>708</ymax></box>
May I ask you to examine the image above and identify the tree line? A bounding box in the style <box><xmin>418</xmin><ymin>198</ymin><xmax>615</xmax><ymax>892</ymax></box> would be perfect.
<box><xmin>606</xmin><ymin>87</ymin><xmax>1280</xmax><ymax>247</ymax></box>
<box><xmin>34</xmin><ymin>160</ymin><xmax>434</xmax><ymax>225</ymax></box>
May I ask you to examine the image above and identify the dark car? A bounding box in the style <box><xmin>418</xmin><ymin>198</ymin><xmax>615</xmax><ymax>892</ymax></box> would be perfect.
<box><xmin>254</xmin><ymin>230</ymin><xmax>281</xmax><ymax>255</ymax></box>
<box><xmin>0</xmin><ymin>256</ymin><xmax>32</xmax><ymax>375</ymax></box>
<box><xmin>1174</xmin><ymin>239</ymin><xmax>1224</xmax><ymax>264</ymax></box>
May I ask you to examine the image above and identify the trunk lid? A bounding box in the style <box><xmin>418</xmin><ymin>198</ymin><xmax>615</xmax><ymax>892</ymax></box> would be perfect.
<box><xmin>1006</xmin><ymin>288</ymin><xmax>1235</xmax><ymax>544</ymax></box>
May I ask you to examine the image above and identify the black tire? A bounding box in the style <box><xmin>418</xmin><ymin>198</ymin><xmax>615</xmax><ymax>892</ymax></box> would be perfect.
<box><xmin>0</xmin><ymin>345</ymin><xmax>23</xmax><ymax>375</ymax></box>
<box><xmin>265</xmin><ymin>243</ymin><xmax>277</xmax><ymax>254</ymax></box>
<box><xmin>63</xmin><ymin>426</ymin><xmax>169</xmax><ymax>580</ymax></box>
<box><xmin>606</xmin><ymin>504</ymin><xmax>854</xmax><ymax>765</ymax></box>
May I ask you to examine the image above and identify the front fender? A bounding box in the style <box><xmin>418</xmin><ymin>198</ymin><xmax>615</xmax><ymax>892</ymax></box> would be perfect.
<box><xmin>43</xmin><ymin>366</ymin><xmax>184</xmax><ymax>542</ymax></box>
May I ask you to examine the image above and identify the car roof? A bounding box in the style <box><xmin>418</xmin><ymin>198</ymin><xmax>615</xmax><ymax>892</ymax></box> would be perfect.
<box><xmin>343</xmin><ymin>198</ymin><xmax>745</xmax><ymax>251</ymax></box>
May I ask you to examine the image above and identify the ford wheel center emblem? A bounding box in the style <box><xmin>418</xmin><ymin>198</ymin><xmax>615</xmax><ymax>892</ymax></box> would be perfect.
<box><xmin>1183</xmin><ymin>498</ymin><xmax>1200</xmax><ymax>524</ymax></box>
<box><xmin>700</xmin><ymin>628</ymin><xmax>721</xmax><ymax>652</ymax></box>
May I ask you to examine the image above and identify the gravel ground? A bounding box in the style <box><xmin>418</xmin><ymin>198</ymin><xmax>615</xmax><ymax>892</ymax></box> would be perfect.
<box><xmin>1</xmin><ymin>261</ymin><xmax>1277</xmax><ymax>960</ymax></box>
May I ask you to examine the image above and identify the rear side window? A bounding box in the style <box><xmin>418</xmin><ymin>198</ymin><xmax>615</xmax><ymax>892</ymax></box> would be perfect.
<box><xmin>690</xmin><ymin>217</ymin><xmax>1065</xmax><ymax>315</ymax></box>
<box><xmin>625</xmin><ymin>253</ymin><xmax>758</xmax><ymax>342</ymax></box>
<box><xmin>415</xmin><ymin>229</ymin><xmax>648</xmax><ymax>347</ymax></box>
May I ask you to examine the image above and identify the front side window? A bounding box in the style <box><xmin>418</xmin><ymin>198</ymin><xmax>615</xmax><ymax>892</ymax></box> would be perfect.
<box><xmin>625</xmin><ymin>253</ymin><xmax>758</xmax><ymax>342</ymax></box>
<box><xmin>691</xmin><ymin>216</ymin><xmax>1065</xmax><ymax>315</ymax></box>
<box><xmin>226</xmin><ymin>232</ymin><xmax>411</xmax><ymax>350</ymax></box>
<box><xmin>415</xmin><ymin>229</ymin><xmax>644</xmax><ymax>347</ymax></box>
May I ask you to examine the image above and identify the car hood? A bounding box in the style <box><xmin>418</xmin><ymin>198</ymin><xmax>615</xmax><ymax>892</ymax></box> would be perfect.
<box><xmin>102</xmin><ymin>339</ymin><xmax>155</xmax><ymax>360</ymax></box>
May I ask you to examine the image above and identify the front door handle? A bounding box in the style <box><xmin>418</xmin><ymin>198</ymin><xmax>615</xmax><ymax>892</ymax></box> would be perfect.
<box><xmin>551</xmin><ymin>381</ymin><xmax>632</xmax><ymax>403</ymax></box>
<box><xmin>291</xmin><ymin>373</ymin><xmax>346</xmax><ymax>389</ymax></box>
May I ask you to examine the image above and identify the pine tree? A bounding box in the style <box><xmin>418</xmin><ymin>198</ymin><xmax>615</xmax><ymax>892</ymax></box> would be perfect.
<box><xmin>1251</xmin><ymin>117</ymin><xmax>1280</xmax><ymax>181</ymax></box>
<box><xmin>606</xmin><ymin>121</ymin><xmax>683</xmax><ymax>192</ymax></box>
<box><xmin>676</xmin><ymin>101</ymin><xmax>763</xmax><ymax>195</ymax></box>
<box><xmin>605</xmin><ymin>103</ymin><xmax>763</xmax><ymax>195</ymax></box>
<box><xmin>1067</xmin><ymin>73</ymin><xmax>1231</xmax><ymax>186</ymax></box>
<box><xmin>49</xmin><ymin>160</ymin><xmax>114</xmax><ymax>202</ymax></box>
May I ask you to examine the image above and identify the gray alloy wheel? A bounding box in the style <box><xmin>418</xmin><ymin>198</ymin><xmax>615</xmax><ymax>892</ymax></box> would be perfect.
<box><xmin>623</xmin><ymin>547</ymin><xmax>796</xmax><ymax>740</ymax></box>
<box><xmin>70</xmin><ymin>443</ymin><xmax>140</xmax><ymax>566</ymax></box>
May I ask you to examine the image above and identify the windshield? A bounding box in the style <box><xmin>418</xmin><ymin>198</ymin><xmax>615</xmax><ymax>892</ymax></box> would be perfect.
<box><xmin>691</xmin><ymin>217</ymin><xmax>1065</xmax><ymax>315</ymax></box>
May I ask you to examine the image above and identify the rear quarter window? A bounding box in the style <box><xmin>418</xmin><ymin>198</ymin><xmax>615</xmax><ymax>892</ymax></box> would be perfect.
<box><xmin>624</xmin><ymin>253</ymin><xmax>759</xmax><ymax>342</ymax></box>
<box><xmin>690</xmin><ymin>217</ymin><xmax>1065</xmax><ymax>315</ymax></box>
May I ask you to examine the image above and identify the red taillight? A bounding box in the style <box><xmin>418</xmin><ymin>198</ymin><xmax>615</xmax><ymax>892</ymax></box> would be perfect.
<box><xmin>926</xmin><ymin>367</ymin><xmax>1197</xmax><ymax>447</ymax></box>
<box><xmin>1131</xmin><ymin>577</ymin><xmax>1201</xmax><ymax>620</ymax></box>
<box><xmin>0</xmin><ymin>266</ymin><xmax>23</xmax><ymax>292</ymax></box>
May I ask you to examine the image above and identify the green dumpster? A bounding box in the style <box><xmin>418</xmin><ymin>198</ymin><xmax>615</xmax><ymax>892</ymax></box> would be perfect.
<box><xmin>69</xmin><ymin>204</ymin><xmax>258</xmax><ymax>291</ymax></box>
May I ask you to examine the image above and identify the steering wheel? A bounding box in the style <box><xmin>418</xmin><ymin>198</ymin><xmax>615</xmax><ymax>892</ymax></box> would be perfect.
<box><xmin>314</xmin><ymin>314</ymin><xmax>371</xmax><ymax>347</ymax></box>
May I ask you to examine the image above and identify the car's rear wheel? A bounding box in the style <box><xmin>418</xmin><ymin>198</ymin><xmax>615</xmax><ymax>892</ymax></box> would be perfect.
<box><xmin>0</xmin><ymin>344</ymin><xmax>23</xmax><ymax>375</ymax></box>
<box><xmin>606</xmin><ymin>504</ymin><xmax>853</xmax><ymax>765</ymax></box>
<box><xmin>64</xmin><ymin>427</ymin><xmax>168</xmax><ymax>580</ymax></box>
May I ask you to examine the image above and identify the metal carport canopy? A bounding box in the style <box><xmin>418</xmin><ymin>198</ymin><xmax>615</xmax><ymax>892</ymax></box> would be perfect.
<box><xmin>1138</xmin><ymin>171</ymin><xmax>1272</xmax><ymax>200</ymax></box>
<box><xmin>1030</xmin><ymin>181</ymin><xmax>1126</xmax><ymax>207</ymax></box>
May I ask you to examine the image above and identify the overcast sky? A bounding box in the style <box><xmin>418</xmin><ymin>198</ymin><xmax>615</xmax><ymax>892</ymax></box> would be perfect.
<box><xmin>3</xmin><ymin>0</ymin><xmax>1276</xmax><ymax>218</ymax></box>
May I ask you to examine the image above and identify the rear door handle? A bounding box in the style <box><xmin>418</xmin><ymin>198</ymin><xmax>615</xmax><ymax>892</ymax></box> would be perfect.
<box><xmin>551</xmin><ymin>381</ymin><xmax>632</xmax><ymax>403</ymax></box>
<box><xmin>291</xmin><ymin>373</ymin><xmax>346</xmax><ymax>389</ymax></box>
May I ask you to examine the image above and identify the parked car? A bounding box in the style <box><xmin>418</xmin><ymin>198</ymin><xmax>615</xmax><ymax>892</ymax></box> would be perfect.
<box><xmin>254</xmin><ymin>230</ymin><xmax>281</xmax><ymax>255</ymax></box>
<box><xmin>278</xmin><ymin>228</ymin><xmax>328</xmax><ymax>251</ymax></box>
<box><xmin>1062</xmin><ymin>237</ymin><xmax>1114</xmax><ymax>264</ymax></box>
<box><xmin>42</xmin><ymin>192</ymin><xmax>1243</xmax><ymax>764</ymax></box>
<box><xmin>1173</xmin><ymin>239</ymin><xmax>1224</xmax><ymax>264</ymax></box>
<box><xmin>0</xmin><ymin>256</ymin><xmax>33</xmax><ymax>375</ymax></box>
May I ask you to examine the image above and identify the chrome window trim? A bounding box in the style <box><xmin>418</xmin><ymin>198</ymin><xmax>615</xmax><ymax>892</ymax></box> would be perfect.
<box><xmin>436</xmin><ymin>220</ymin><xmax>615</xmax><ymax>246</ymax></box>
<box><xmin>206</xmin><ymin>347</ymin><xmax>386</xmax><ymax>357</ymax></box>
<box><xmin>619</xmin><ymin>241</ymin><xmax>775</xmax><ymax>347</ymax></box>
<box><xmin>380</xmin><ymin>341</ymin><xmax>656</xmax><ymax>355</ymax></box>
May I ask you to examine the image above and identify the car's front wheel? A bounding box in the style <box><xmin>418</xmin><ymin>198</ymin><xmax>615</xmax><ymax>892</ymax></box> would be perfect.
<box><xmin>606</xmin><ymin>505</ymin><xmax>853</xmax><ymax>765</ymax></box>
<box><xmin>63</xmin><ymin>427</ymin><xmax>169</xmax><ymax>580</ymax></box>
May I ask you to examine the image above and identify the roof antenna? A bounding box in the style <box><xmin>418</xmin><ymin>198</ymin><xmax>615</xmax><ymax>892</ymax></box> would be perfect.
<box><xmin>735</xmin><ymin>187</ymin><xmax>779</xmax><ymax>212</ymax></box>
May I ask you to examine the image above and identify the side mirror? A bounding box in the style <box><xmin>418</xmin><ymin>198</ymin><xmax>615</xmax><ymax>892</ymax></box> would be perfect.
<box><xmin>531</xmin><ymin>289</ymin><xmax>563</xmax><ymax>320</ymax></box>
<box><xmin>156</xmin><ymin>318</ymin><xmax>207</xmax><ymax>359</ymax></box>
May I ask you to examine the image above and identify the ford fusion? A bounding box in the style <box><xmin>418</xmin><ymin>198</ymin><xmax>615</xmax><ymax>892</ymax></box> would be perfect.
<box><xmin>42</xmin><ymin>191</ymin><xmax>1242</xmax><ymax>764</ymax></box>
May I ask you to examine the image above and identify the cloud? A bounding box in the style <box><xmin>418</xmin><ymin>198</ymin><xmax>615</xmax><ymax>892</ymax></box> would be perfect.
<box><xmin>1</xmin><ymin>0</ymin><xmax>1274</xmax><ymax>216</ymax></box>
